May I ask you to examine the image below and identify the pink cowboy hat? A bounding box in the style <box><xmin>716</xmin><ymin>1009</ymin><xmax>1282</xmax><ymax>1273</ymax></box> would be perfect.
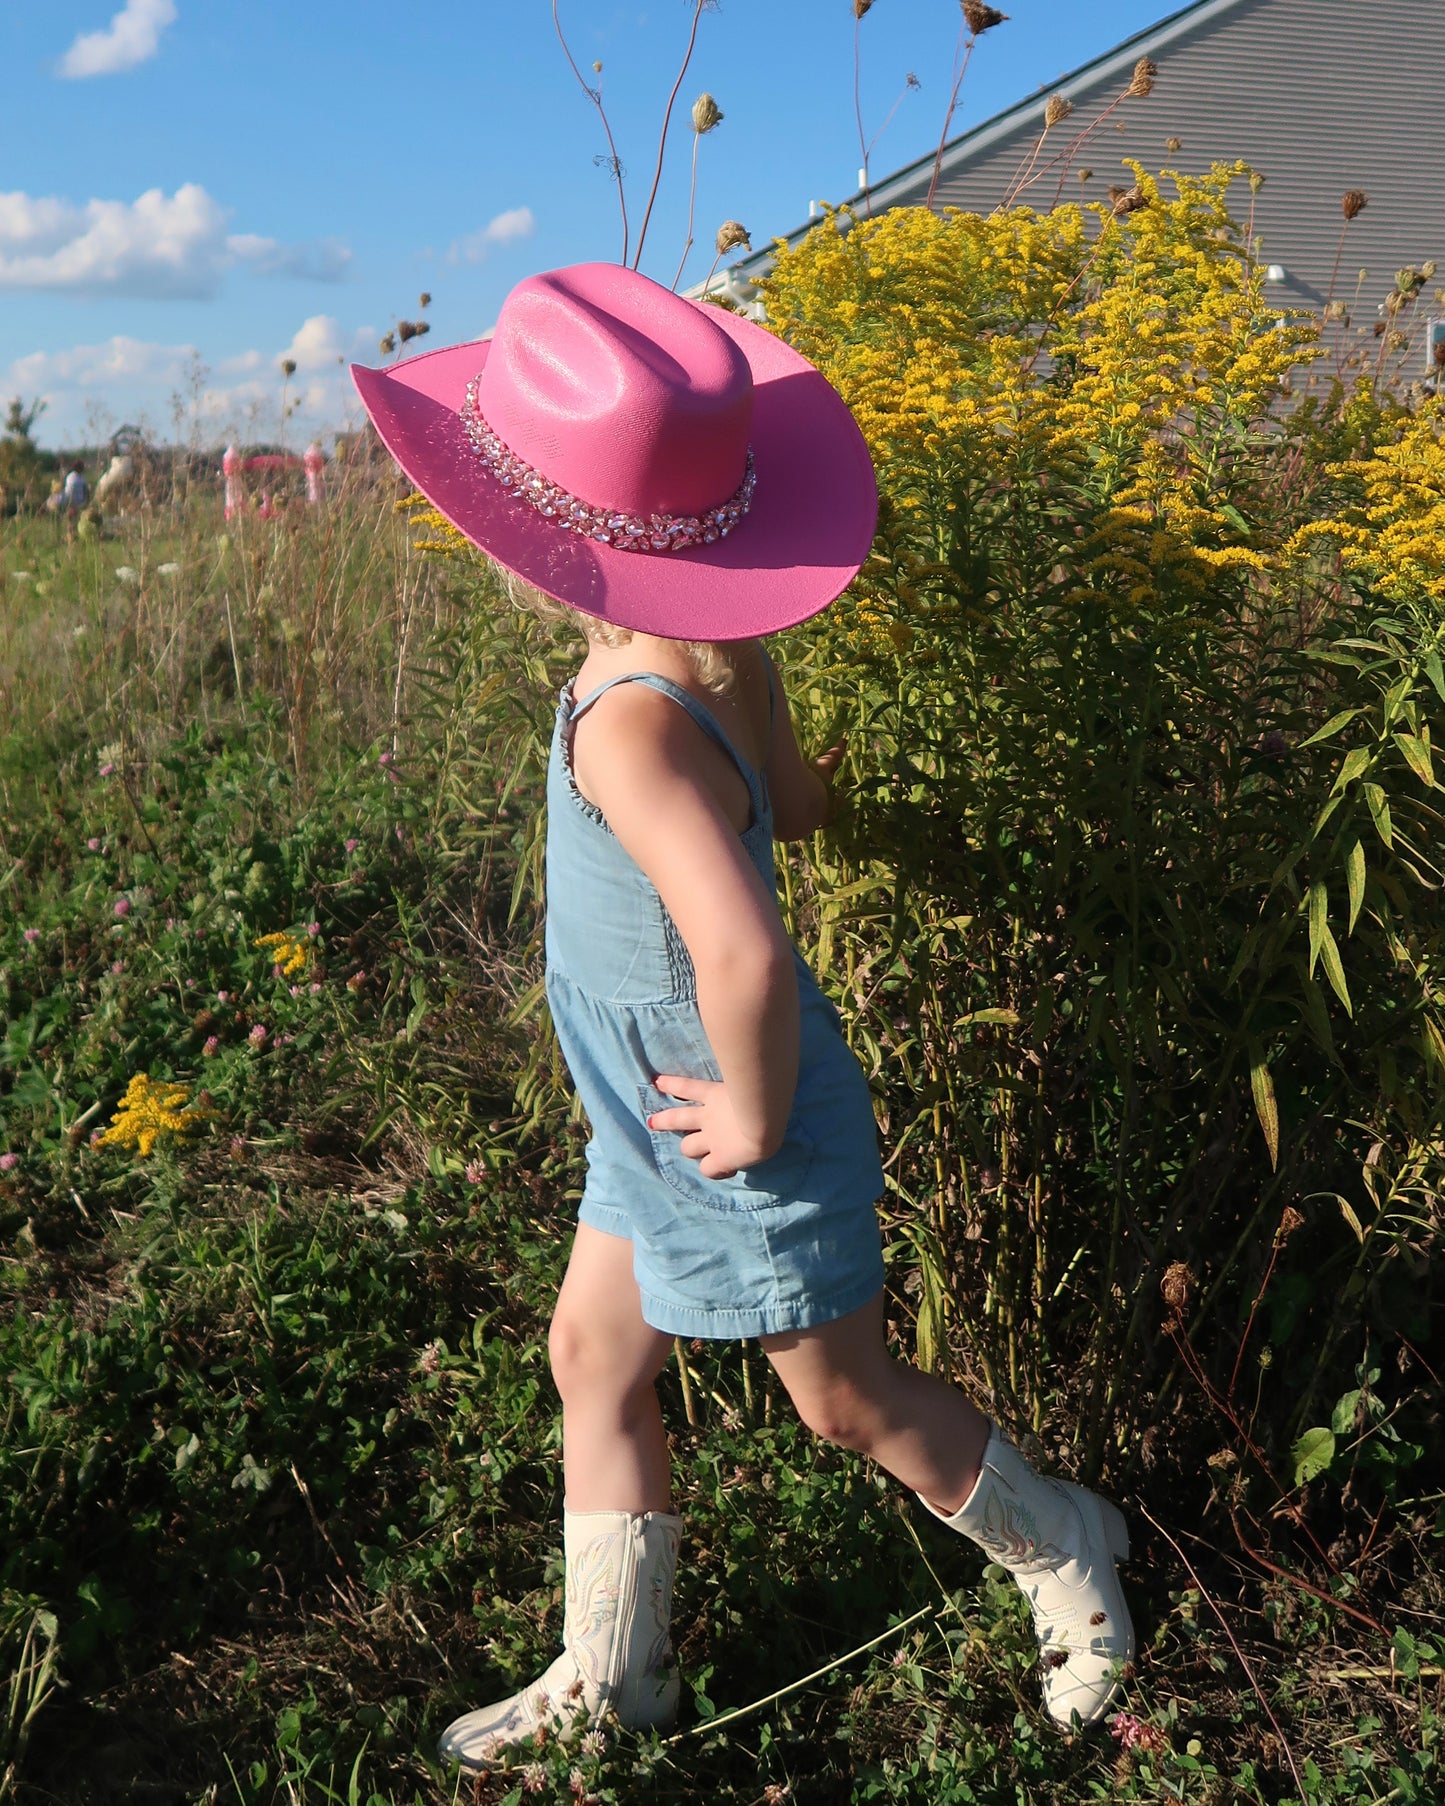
<box><xmin>350</xmin><ymin>262</ymin><xmax>876</xmax><ymax>641</ymax></box>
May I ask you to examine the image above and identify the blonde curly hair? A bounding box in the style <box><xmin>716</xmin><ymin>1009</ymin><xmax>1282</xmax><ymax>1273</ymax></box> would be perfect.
<box><xmin>503</xmin><ymin>571</ymin><xmax>739</xmax><ymax>696</ymax></box>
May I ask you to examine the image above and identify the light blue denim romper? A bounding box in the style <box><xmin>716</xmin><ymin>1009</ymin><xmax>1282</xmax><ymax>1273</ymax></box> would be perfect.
<box><xmin>545</xmin><ymin>670</ymin><xmax>886</xmax><ymax>1339</ymax></box>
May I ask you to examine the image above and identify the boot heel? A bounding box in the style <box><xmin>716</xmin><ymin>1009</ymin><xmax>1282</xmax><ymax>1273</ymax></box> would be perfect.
<box><xmin>1099</xmin><ymin>1498</ymin><xmax>1130</xmax><ymax>1563</ymax></box>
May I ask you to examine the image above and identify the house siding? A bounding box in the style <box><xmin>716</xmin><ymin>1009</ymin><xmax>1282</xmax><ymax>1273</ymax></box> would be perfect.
<box><xmin>729</xmin><ymin>0</ymin><xmax>1444</xmax><ymax>354</ymax></box>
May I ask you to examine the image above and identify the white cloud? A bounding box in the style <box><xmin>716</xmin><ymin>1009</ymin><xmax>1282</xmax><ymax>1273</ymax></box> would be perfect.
<box><xmin>447</xmin><ymin>206</ymin><xmax>536</xmax><ymax>266</ymax></box>
<box><xmin>59</xmin><ymin>0</ymin><xmax>177</xmax><ymax>79</ymax></box>
<box><xmin>5</xmin><ymin>320</ymin><xmax>376</xmax><ymax>446</ymax></box>
<box><xmin>0</xmin><ymin>185</ymin><xmax>350</xmax><ymax>299</ymax></box>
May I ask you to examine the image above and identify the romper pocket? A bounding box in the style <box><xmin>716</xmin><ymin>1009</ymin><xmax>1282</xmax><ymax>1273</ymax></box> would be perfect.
<box><xmin>638</xmin><ymin>1082</ymin><xmax>816</xmax><ymax>1212</ymax></box>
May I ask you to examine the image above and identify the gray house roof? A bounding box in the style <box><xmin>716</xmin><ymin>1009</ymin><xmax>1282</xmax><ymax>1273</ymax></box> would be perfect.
<box><xmin>711</xmin><ymin>0</ymin><xmax>1444</xmax><ymax>341</ymax></box>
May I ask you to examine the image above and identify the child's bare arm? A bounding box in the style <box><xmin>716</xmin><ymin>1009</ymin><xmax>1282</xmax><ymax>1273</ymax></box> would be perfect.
<box><xmin>763</xmin><ymin>652</ymin><xmax>844</xmax><ymax>840</ymax></box>
<box><xmin>577</xmin><ymin>685</ymin><xmax>799</xmax><ymax>1175</ymax></box>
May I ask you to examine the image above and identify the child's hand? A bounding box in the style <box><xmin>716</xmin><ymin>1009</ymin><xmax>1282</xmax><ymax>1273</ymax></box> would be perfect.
<box><xmin>648</xmin><ymin>1074</ymin><xmax>782</xmax><ymax>1180</ymax></box>
<box><xmin>810</xmin><ymin>737</ymin><xmax>846</xmax><ymax>827</ymax></box>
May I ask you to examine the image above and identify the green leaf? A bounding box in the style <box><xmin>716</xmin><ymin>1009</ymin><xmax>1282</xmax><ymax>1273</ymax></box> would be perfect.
<box><xmin>1363</xmin><ymin>783</ymin><xmax>1393</xmax><ymax>848</ymax></box>
<box><xmin>1424</xmin><ymin>648</ymin><xmax>1445</xmax><ymax>705</ymax></box>
<box><xmin>1249</xmin><ymin>1047</ymin><xmax>1279</xmax><ymax>1170</ymax></box>
<box><xmin>1337</xmin><ymin>1194</ymin><xmax>1366</xmax><ymax>1241</ymax></box>
<box><xmin>1345</xmin><ymin>839</ymin><xmax>1365</xmax><ymax>934</ymax></box>
<box><xmin>1330</xmin><ymin>1389</ymin><xmax>1361</xmax><ymax>1435</ymax></box>
<box><xmin>1299</xmin><ymin>707</ymin><xmax>1361</xmax><ymax>748</ymax></box>
<box><xmin>1394</xmin><ymin>731</ymin><xmax>1435</xmax><ymax>788</ymax></box>
<box><xmin>1333</xmin><ymin>746</ymin><xmax>1372</xmax><ymax>792</ymax></box>
<box><xmin>1317</xmin><ymin>921</ymin><xmax>1352</xmax><ymax>1015</ymax></box>
<box><xmin>1291</xmin><ymin>1426</ymin><xmax>1336</xmax><ymax>1485</ymax></box>
<box><xmin>1307</xmin><ymin>880</ymin><xmax>1327</xmax><ymax>978</ymax></box>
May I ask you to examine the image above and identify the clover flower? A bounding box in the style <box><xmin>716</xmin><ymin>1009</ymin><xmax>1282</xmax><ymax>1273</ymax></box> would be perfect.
<box><xmin>98</xmin><ymin>1074</ymin><xmax>209</xmax><ymax>1157</ymax></box>
<box><xmin>87</xmin><ymin>837</ymin><xmax>102</xmax><ymax>851</ymax></box>
<box><xmin>203</xmin><ymin>1036</ymin><xmax>220</xmax><ymax>1057</ymax></box>
<box><xmin>1109</xmin><ymin>1711</ymin><xmax>1168</xmax><ymax>1755</ymax></box>
<box><xmin>465</xmin><ymin>1160</ymin><xmax>485</xmax><ymax>1185</ymax></box>
<box><xmin>248</xmin><ymin>1024</ymin><xmax>268</xmax><ymax>1048</ymax></box>
<box><xmin>0</xmin><ymin>1153</ymin><xmax>18</xmax><ymax>1173</ymax></box>
<box><xmin>345</xmin><ymin>837</ymin><xmax>360</xmax><ymax>853</ymax></box>
<box><xmin>113</xmin><ymin>897</ymin><xmax>131</xmax><ymax>918</ymax></box>
<box><xmin>23</xmin><ymin>927</ymin><xmax>40</xmax><ymax>943</ymax></box>
<box><xmin>522</xmin><ymin>1765</ymin><xmax>547</xmax><ymax>1795</ymax></box>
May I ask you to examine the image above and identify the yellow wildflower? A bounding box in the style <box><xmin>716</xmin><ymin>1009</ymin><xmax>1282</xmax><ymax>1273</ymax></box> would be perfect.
<box><xmin>98</xmin><ymin>1074</ymin><xmax>209</xmax><ymax>1157</ymax></box>
<box><xmin>255</xmin><ymin>930</ymin><xmax>311</xmax><ymax>978</ymax></box>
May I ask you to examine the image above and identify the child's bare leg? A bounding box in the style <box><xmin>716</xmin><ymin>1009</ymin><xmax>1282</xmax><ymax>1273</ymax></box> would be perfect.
<box><xmin>761</xmin><ymin>1292</ymin><xmax>988</xmax><ymax>1511</ymax></box>
<box><xmin>550</xmin><ymin>1223</ymin><xmax>674</xmax><ymax>1513</ymax></box>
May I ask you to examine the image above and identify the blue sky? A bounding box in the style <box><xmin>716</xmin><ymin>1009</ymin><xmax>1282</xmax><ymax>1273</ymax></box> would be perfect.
<box><xmin>1</xmin><ymin>0</ymin><xmax>1169</xmax><ymax>447</ymax></box>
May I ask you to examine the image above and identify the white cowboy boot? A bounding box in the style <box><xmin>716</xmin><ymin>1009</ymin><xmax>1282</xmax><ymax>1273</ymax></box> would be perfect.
<box><xmin>920</xmin><ymin>1425</ymin><xmax>1134</xmax><ymax>1727</ymax></box>
<box><xmin>438</xmin><ymin>1508</ymin><xmax>682</xmax><ymax>1771</ymax></box>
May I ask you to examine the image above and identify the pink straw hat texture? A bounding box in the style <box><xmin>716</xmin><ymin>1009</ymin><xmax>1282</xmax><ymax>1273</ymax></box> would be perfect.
<box><xmin>351</xmin><ymin>263</ymin><xmax>877</xmax><ymax>641</ymax></box>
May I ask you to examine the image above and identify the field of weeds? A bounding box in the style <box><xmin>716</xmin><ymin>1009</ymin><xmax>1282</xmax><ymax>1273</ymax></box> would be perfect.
<box><xmin>3</xmin><ymin>175</ymin><xmax>1444</xmax><ymax>1806</ymax></box>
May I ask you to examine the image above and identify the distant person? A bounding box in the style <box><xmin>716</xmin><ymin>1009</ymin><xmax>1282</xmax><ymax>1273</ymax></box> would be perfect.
<box><xmin>63</xmin><ymin>461</ymin><xmax>88</xmax><ymax>514</ymax></box>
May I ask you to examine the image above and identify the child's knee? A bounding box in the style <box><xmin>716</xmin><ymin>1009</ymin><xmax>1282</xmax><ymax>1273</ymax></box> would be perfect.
<box><xmin>784</xmin><ymin>1373</ymin><xmax>881</xmax><ymax>1453</ymax></box>
<box><xmin>548</xmin><ymin>1306</ymin><xmax>601</xmax><ymax>1398</ymax></box>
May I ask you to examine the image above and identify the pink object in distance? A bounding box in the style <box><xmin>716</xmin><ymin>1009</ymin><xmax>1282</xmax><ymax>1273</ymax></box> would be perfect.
<box><xmin>222</xmin><ymin>444</ymin><xmax>242</xmax><ymax>521</ymax></box>
<box><xmin>304</xmin><ymin>442</ymin><xmax>325</xmax><ymax>506</ymax></box>
<box><xmin>350</xmin><ymin>262</ymin><xmax>877</xmax><ymax>643</ymax></box>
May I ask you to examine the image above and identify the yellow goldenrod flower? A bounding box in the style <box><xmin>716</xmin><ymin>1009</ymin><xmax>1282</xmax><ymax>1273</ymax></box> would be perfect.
<box><xmin>98</xmin><ymin>1074</ymin><xmax>209</xmax><ymax>1157</ymax></box>
<box><xmin>254</xmin><ymin>930</ymin><xmax>311</xmax><ymax>978</ymax></box>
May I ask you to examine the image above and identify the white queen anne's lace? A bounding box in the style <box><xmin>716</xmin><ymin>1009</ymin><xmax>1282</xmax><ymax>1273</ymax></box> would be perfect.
<box><xmin>461</xmin><ymin>376</ymin><xmax>756</xmax><ymax>553</ymax></box>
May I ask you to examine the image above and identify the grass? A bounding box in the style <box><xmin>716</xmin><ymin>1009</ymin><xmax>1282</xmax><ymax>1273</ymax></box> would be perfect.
<box><xmin>1</xmin><ymin>476</ymin><xmax>1442</xmax><ymax>1805</ymax></box>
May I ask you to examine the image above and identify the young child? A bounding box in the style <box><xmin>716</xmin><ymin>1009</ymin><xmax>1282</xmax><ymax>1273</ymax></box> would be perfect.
<box><xmin>352</xmin><ymin>263</ymin><xmax>1133</xmax><ymax>1768</ymax></box>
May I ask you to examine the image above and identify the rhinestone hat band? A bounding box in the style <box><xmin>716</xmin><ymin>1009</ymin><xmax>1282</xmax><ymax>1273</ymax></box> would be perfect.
<box><xmin>460</xmin><ymin>375</ymin><xmax>756</xmax><ymax>554</ymax></box>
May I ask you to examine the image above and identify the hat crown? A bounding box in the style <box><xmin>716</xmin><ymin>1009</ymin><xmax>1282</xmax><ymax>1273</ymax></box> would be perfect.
<box><xmin>475</xmin><ymin>264</ymin><xmax>753</xmax><ymax>521</ymax></box>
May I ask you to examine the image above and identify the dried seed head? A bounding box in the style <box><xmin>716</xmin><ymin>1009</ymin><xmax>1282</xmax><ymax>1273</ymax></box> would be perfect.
<box><xmin>1433</xmin><ymin>341</ymin><xmax>1445</xmax><ymax>369</ymax></box>
<box><xmin>853</xmin><ymin>0</ymin><xmax>874</xmax><ymax>17</ymax></box>
<box><xmin>397</xmin><ymin>320</ymin><xmax>417</xmax><ymax>342</ymax></box>
<box><xmin>1160</xmin><ymin>1261</ymin><xmax>1195</xmax><ymax>1314</ymax></box>
<box><xmin>1342</xmin><ymin>188</ymin><xmax>1367</xmax><ymax>220</ymax></box>
<box><xmin>962</xmin><ymin>2</ymin><xmax>1008</xmax><ymax>34</ymax></box>
<box><xmin>1249</xmin><ymin>170</ymin><xmax>1265</xmax><ymax>193</ymax></box>
<box><xmin>715</xmin><ymin>219</ymin><xmax>751</xmax><ymax>254</ymax></box>
<box><xmin>411</xmin><ymin>320</ymin><xmax>430</xmax><ymax>338</ymax></box>
<box><xmin>592</xmin><ymin>59</ymin><xmax>602</xmax><ymax>73</ymax></box>
<box><xmin>1166</xmin><ymin>135</ymin><xmax>1182</xmax><ymax>152</ymax></box>
<box><xmin>280</xmin><ymin>358</ymin><xmax>297</xmax><ymax>378</ymax></box>
<box><xmin>1421</xmin><ymin>260</ymin><xmax>1437</xmax><ymax>280</ymax></box>
<box><xmin>691</xmin><ymin>92</ymin><xmax>723</xmax><ymax>133</ymax></box>
<box><xmin>1372</xmin><ymin>320</ymin><xmax>1387</xmax><ymax>337</ymax></box>
<box><xmin>1111</xmin><ymin>183</ymin><xmax>1149</xmax><ymax>215</ymax></box>
<box><xmin>418</xmin><ymin>291</ymin><xmax>431</xmax><ymax>309</ymax></box>
<box><xmin>1044</xmin><ymin>94</ymin><xmax>1072</xmax><ymax>127</ymax></box>
<box><xmin>379</xmin><ymin>333</ymin><xmax>395</xmax><ymax>355</ymax></box>
<box><xmin>1077</xmin><ymin>167</ymin><xmax>1093</xmax><ymax>182</ymax></box>
<box><xmin>1323</xmin><ymin>299</ymin><xmax>1350</xmax><ymax>323</ymax></box>
<box><xmin>1276</xmin><ymin>1206</ymin><xmax>1306</xmax><ymax>1245</ymax></box>
<box><xmin>1126</xmin><ymin>55</ymin><xmax>1157</xmax><ymax>97</ymax></box>
<box><xmin>1387</xmin><ymin>328</ymin><xmax>1410</xmax><ymax>351</ymax></box>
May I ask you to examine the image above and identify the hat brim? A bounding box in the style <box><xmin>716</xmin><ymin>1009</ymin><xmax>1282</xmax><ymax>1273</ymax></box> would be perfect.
<box><xmin>350</xmin><ymin>305</ymin><xmax>876</xmax><ymax>640</ymax></box>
